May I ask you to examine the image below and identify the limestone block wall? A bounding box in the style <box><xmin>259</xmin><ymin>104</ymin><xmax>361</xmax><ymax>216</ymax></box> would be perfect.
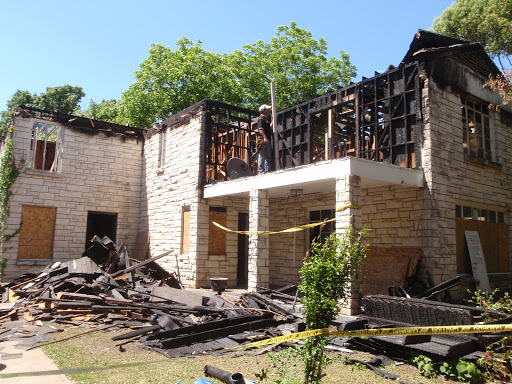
<box><xmin>141</xmin><ymin>112</ymin><xmax>204</xmax><ymax>287</ymax></box>
<box><xmin>3</xmin><ymin>116</ymin><xmax>143</xmax><ymax>279</ymax></box>
<box><xmin>266</xmin><ymin>186</ymin><xmax>425</xmax><ymax>288</ymax></box>
<box><xmin>197</xmin><ymin>196</ymin><xmax>247</xmax><ymax>288</ymax></box>
<box><xmin>362</xmin><ymin>185</ymin><xmax>424</xmax><ymax>248</ymax></box>
<box><xmin>420</xmin><ymin>73</ymin><xmax>512</xmax><ymax>293</ymax></box>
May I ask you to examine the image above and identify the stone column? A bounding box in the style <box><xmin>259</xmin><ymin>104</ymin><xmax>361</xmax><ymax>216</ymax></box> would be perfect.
<box><xmin>248</xmin><ymin>189</ymin><xmax>270</xmax><ymax>290</ymax></box>
<box><xmin>335</xmin><ymin>175</ymin><xmax>362</xmax><ymax>315</ymax></box>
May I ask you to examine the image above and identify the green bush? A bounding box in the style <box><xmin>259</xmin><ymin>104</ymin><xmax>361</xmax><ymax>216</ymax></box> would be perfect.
<box><xmin>298</xmin><ymin>228</ymin><xmax>368</xmax><ymax>384</ymax></box>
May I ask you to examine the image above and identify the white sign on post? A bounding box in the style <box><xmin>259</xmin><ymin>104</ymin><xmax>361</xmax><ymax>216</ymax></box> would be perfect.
<box><xmin>464</xmin><ymin>230</ymin><xmax>491</xmax><ymax>293</ymax></box>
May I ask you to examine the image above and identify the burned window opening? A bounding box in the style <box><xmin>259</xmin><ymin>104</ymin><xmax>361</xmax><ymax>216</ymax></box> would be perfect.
<box><xmin>28</xmin><ymin>120</ymin><xmax>63</xmax><ymax>172</ymax></box>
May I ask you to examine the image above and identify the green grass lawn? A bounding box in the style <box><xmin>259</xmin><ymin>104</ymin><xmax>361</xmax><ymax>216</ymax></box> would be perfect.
<box><xmin>41</xmin><ymin>327</ymin><xmax>464</xmax><ymax>384</ymax></box>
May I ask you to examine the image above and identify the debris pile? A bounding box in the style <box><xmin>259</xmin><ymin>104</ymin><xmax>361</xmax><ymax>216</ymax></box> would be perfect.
<box><xmin>0</xmin><ymin>236</ymin><xmax>303</xmax><ymax>357</ymax></box>
<box><xmin>339</xmin><ymin>295</ymin><xmax>511</xmax><ymax>362</ymax></box>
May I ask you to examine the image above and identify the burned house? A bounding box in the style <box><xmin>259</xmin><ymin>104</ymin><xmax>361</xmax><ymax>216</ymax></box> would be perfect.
<box><xmin>2</xmin><ymin>30</ymin><xmax>511</xmax><ymax>312</ymax></box>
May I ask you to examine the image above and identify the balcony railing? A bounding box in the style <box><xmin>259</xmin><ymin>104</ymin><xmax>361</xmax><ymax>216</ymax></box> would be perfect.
<box><xmin>203</xmin><ymin>63</ymin><xmax>421</xmax><ymax>184</ymax></box>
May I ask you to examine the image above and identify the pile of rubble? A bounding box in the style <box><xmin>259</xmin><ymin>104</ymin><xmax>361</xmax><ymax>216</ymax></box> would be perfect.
<box><xmin>1</xmin><ymin>236</ymin><xmax>510</xmax><ymax>377</ymax></box>
<box><xmin>0</xmin><ymin>236</ymin><xmax>303</xmax><ymax>358</ymax></box>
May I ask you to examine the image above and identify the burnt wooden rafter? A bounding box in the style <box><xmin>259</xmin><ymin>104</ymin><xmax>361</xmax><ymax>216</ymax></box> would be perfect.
<box><xmin>203</xmin><ymin>63</ymin><xmax>421</xmax><ymax>184</ymax></box>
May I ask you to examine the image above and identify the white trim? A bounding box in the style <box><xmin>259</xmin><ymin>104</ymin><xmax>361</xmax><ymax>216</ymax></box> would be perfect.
<box><xmin>204</xmin><ymin>157</ymin><xmax>424</xmax><ymax>199</ymax></box>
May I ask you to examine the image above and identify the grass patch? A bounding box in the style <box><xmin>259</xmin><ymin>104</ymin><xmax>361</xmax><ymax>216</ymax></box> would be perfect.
<box><xmin>41</xmin><ymin>327</ymin><xmax>461</xmax><ymax>383</ymax></box>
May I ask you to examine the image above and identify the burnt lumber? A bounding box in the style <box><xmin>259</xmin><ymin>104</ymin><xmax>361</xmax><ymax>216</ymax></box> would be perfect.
<box><xmin>0</xmin><ymin>235</ymin><xmax>305</xmax><ymax>358</ymax></box>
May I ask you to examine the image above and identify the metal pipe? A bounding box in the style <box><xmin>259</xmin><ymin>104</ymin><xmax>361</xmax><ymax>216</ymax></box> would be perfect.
<box><xmin>204</xmin><ymin>365</ymin><xmax>231</xmax><ymax>384</ymax></box>
<box><xmin>204</xmin><ymin>365</ymin><xmax>257</xmax><ymax>384</ymax></box>
<box><xmin>230</xmin><ymin>372</ymin><xmax>246</xmax><ymax>384</ymax></box>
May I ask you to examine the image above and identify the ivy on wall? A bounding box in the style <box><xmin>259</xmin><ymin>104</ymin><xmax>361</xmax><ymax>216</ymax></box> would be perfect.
<box><xmin>0</xmin><ymin>123</ymin><xmax>21</xmax><ymax>280</ymax></box>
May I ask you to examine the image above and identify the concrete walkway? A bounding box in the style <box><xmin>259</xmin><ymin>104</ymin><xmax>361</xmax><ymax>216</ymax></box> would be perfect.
<box><xmin>0</xmin><ymin>338</ymin><xmax>73</xmax><ymax>384</ymax></box>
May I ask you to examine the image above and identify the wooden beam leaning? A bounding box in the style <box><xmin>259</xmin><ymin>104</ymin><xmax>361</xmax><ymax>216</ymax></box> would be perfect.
<box><xmin>109</xmin><ymin>250</ymin><xmax>172</xmax><ymax>278</ymax></box>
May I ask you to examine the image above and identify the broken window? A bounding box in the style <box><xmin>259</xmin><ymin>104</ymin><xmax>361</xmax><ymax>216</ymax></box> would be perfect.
<box><xmin>208</xmin><ymin>207</ymin><xmax>226</xmax><ymax>255</ymax></box>
<box><xmin>17</xmin><ymin>205</ymin><xmax>57</xmax><ymax>259</ymax></box>
<box><xmin>309</xmin><ymin>209</ymin><xmax>335</xmax><ymax>244</ymax></box>
<box><xmin>461</xmin><ymin>97</ymin><xmax>494</xmax><ymax>162</ymax></box>
<box><xmin>455</xmin><ymin>204</ymin><xmax>508</xmax><ymax>274</ymax></box>
<box><xmin>181</xmin><ymin>206</ymin><xmax>190</xmax><ymax>254</ymax></box>
<box><xmin>28</xmin><ymin>120</ymin><xmax>63</xmax><ymax>172</ymax></box>
<box><xmin>158</xmin><ymin>129</ymin><xmax>167</xmax><ymax>169</ymax></box>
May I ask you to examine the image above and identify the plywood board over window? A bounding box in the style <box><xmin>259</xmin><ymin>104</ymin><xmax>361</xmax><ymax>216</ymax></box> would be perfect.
<box><xmin>456</xmin><ymin>219</ymin><xmax>509</xmax><ymax>273</ymax></box>
<box><xmin>181</xmin><ymin>207</ymin><xmax>190</xmax><ymax>254</ymax></box>
<box><xmin>209</xmin><ymin>207</ymin><xmax>226</xmax><ymax>255</ymax></box>
<box><xmin>17</xmin><ymin>206</ymin><xmax>57</xmax><ymax>259</ymax></box>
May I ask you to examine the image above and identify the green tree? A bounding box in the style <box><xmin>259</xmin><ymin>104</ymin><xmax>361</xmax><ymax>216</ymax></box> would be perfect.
<box><xmin>232</xmin><ymin>21</ymin><xmax>356</xmax><ymax>110</ymax></box>
<box><xmin>118</xmin><ymin>38</ymin><xmax>238</xmax><ymax>129</ymax></box>
<box><xmin>432</xmin><ymin>0</ymin><xmax>511</xmax><ymax>68</ymax></box>
<box><xmin>82</xmin><ymin>99</ymin><xmax>121</xmax><ymax>123</ymax></box>
<box><xmin>0</xmin><ymin>90</ymin><xmax>38</xmax><ymax>136</ymax></box>
<box><xmin>38</xmin><ymin>85</ymin><xmax>84</xmax><ymax>115</ymax></box>
<box><xmin>0</xmin><ymin>85</ymin><xmax>85</xmax><ymax>136</ymax></box>
<box><xmin>119</xmin><ymin>22</ymin><xmax>356</xmax><ymax>129</ymax></box>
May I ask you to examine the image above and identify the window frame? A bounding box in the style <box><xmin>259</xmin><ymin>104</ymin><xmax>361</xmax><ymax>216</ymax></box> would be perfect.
<box><xmin>461</xmin><ymin>97</ymin><xmax>495</xmax><ymax>163</ymax></box>
<box><xmin>157</xmin><ymin>128</ymin><xmax>167</xmax><ymax>169</ymax></box>
<box><xmin>307</xmin><ymin>207</ymin><xmax>336</xmax><ymax>245</ymax></box>
<box><xmin>27</xmin><ymin>119</ymin><xmax>64</xmax><ymax>173</ymax></box>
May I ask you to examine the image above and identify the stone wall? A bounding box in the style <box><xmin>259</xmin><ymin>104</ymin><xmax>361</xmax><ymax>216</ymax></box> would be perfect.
<box><xmin>3</xmin><ymin>116</ymin><xmax>143</xmax><ymax>279</ymax></box>
<box><xmin>420</xmin><ymin>66</ymin><xmax>512</xmax><ymax>295</ymax></box>
<box><xmin>141</xmin><ymin>111</ymin><xmax>204</xmax><ymax>287</ymax></box>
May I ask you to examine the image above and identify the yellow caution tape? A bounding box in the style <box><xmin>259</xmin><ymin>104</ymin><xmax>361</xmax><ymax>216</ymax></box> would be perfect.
<box><xmin>227</xmin><ymin>324</ymin><xmax>512</xmax><ymax>350</ymax></box>
<box><xmin>212</xmin><ymin>202</ymin><xmax>361</xmax><ymax>236</ymax></box>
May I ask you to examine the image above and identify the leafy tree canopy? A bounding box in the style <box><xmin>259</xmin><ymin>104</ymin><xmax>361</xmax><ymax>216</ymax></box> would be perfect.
<box><xmin>1</xmin><ymin>23</ymin><xmax>356</xmax><ymax>131</ymax></box>
<box><xmin>82</xmin><ymin>99</ymin><xmax>121</xmax><ymax>123</ymax></box>
<box><xmin>118</xmin><ymin>22</ymin><xmax>356</xmax><ymax>128</ymax></box>
<box><xmin>432</xmin><ymin>0</ymin><xmax>511</xmax><ymax>68</ymax></box>
<box><xmin>0</xmin><ymin>85</ymin><xmax>85</xmax><ymax>136</ymax></box>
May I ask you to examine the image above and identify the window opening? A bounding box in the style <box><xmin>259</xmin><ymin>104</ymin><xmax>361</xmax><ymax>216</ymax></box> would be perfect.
<box><xmin>158</xmin><ymin>129</ymin><xmax>167</xmax><ymax>168</ymax></box>
<box><xmin>29</xmin><ymin>121</ymin><xmax>63</xmax><ymax>172</ymax></box>
<box><xmin>309</xmin><ymin>209</ymin><xmax>335</xmax><ymax>244</ymax></box>
<box><xmin>461</xmin><ymin>97</ymin><xmax>493</xmax><ymax>162</ymax></box>
<box><xmin>181</xmin><ymin>206</ymin><xmax>190</xmax><ymax>254</ymax></box>
<box><xmin>456</xmin><ymin>204</ymin><xmax>505</xmax><ymax>224</ymax></box>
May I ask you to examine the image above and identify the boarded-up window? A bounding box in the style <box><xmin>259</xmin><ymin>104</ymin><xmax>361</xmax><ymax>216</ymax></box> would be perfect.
<box><xmin>456</xmin><ymin>219</ymin><xmax>509</xmax><ymax>273</ymax></box>
<box><xmin>181</xmin><ymin>207</ymin><xmax>190</xmax><ymax>254</ymax></box>
<box><xmin>209</xmin><ymin>207</ymin><xmax>226</xmax><ymax>255</ymax></box>
<box><xmin>456</xmin><ymin>204</ymin><xmax>508</xmax><ymax>273</ymax></box>
<box><xmin>17</xmin><ymin>206</ymin><xmax>57</xmax><ymax>259</ymax></box>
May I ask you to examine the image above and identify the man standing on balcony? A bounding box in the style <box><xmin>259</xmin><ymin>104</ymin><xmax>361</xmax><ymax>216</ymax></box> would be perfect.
<box><xmin>257</xmin><ymin>104</ymin><xmax>273</xmax><ymax>174</ymax></box>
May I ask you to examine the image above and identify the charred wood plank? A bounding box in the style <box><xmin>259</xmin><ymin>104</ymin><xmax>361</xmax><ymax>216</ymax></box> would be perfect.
<box><xmin>156</xmin><ymin>317</ymin><xmax>280</xmax><ymax>349</ymax></box>
<box><xmin>112</xmin><ymin>324</ymin><xmax>161</xmax><ymax>341</ymax></box>
<box><xmin>417</xmin><ymin>276</ymin><xmax>461</xmax><ymax>300</ymax></box>
<box><xmin>248</xmin><ymin>292</ymin><xmax>298</xmax><ymax>317</ymax></box>
<box><xmin>146</xmin><ymin>313</ymin><xmax>270</xmax><ymax>341</ymax></box>
<box><xmin>109</xmin><ymin>251</ymin><xmax>172</xmax><ymax>278</ymax></box>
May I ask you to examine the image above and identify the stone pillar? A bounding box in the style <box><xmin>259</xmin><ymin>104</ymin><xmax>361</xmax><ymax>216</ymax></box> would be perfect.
<box><xmin>248</xmin><ymin>189</ymin><xmax>270</xmax><ymax>290</ymax></box>
<box><xmin>335</xmin><ymin>175</ymin><xmax>362</xmax><ymax>315</ymax></box>
<box><xmin>336</xmin><ymin>175</ymin><xmax>362</xmax><ymax>234</ymax></box>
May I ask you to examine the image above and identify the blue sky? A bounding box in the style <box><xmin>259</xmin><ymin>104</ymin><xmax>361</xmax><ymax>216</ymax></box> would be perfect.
<box><xmin>0</xmin><ymin>0</ymin><xmax>456</xmax><ymax>110</ymax></box>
